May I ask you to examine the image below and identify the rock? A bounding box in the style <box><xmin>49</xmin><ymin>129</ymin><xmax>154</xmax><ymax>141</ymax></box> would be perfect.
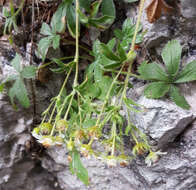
<box><xmin>1</xmin><ymin>1</ymin><xmax>196</xmax><ymax>190</ymax></box>
<box><xmin>42</xmin><ymin>147</ymin><xmax>143</xmax><ymax>190</ymax></box>
<box><xmin>132</xmin><ymin>96</ymin><xmax>195</xmax><ymax>149</ymax></box>
<box><xmin>181</xmin><ymin>0</ymin><xmax>196</xmax><ymax>19</ymax></box>
<box><xmin>41</xmin><ymin>120</ymin><xmax>196</xmax><ymax>190</ymax></box>
<box><xmin>0</xmin><ymin>94</ymin><xmax>60</xmax><ymax>190</ymax></box>
<box><xmin>125</xmin><ymin>0</ymin><xmax>196</xmax><ymax>54</ymax></box>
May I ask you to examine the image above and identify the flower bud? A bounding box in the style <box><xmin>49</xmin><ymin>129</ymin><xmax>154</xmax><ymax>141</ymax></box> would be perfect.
<box><xmin>56</xmin><ymin>120</ymin><xmax>68</xmax><ymax>131</ymax></box>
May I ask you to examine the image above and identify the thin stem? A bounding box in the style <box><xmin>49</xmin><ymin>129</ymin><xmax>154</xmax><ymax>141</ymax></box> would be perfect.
<box><xmin>63</xmin><ymin>0</ymin><xmax>80</xmax><ymax>121</ymax></box>
<box><xmin>62</xmin><ymin>39</ymin><xmax>91</xmax><ymax>53</ymax></box>
<box><xmin>73</xmin><ymin>0</ymin><xmax>79</xmax><ymax>87</ymax></box>
<box><xmin>103</xmin><ymin>69</ymin><xmax>142</xmax><ymax>78</ymax></box>
<box><xmin>15</xmin><ymin>0</ymin><xmax>25</xmax><ymax>16</ymax></box>
<box><xmin>38</xmin><ymin>56</ymin><xmax>75</xmax><ymax>69</ymax></box>
<box><xmin>50</xmin><ymin>68</ymin><xmax>73</xmax><ymax>136</ymax></box>
<box><xmin>41</xmin><ymin>101</ymin><xmax>54</xmax><ymax>124</ymax></box>
<box><xmin>128</xmin><ymin>0</ymin><xmax>146</xmax><ymax>56</ymax></box>
<box><xmin>95</xmin><ymin>63</ymin><xmax>125</xmax><ymax>127</ymax></box>
<box><xmin>38</xmin><ymin>55</ymin><xmax>92</xmax><ymax>70</ymax></box>
<box><xmin>64</xmin><ymin>92</ymin><xmax>75</xmax><ymax>120</ymax></box>
<box><xmin>54</xmin><ymin>68</ymin><xmax>73</xmax><ymax>119</ymax></box>
<box><xmin>119</xmin><ymin>0</ymin><xmax>145</xmax><ymax>105</ymax></box>
<box><xmin>48</xmin><ymin>67</ymin><xmax>72</xmax><ymax>124</ymax></box>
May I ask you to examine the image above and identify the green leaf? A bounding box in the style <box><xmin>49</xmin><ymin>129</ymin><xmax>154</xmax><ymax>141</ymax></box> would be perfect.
<box><xmin>144</xmin><ymin>82</ymin><xmax>170</xmax><ymax>99</ymax></box>
<box><xmin>78</xmin><ymin>9</ymin><xmax>89</xmax><ymax>24</ymax></box>
<box><xmin>107</xmin><ymin>38</ymin><xmax>116</xmax><ymax>50</ymax></box>
<box><xmin>98</xmin><ymin>76</ymin><xmax>116</xmax><ymax>100</ymax></box>
<box><xmin>161</xmin><ymin>40</ymin><xmax>182</xmax><ymax>76</ymax></box>
<box><xmin>76</xmin><ymin>78</ymin><xmax>101</xmax><ymax>98</ymax></box>
<box><xmin>90</xmin><ymin>0</ymin><xmax>102</xmax><ymax>18</ymax></box>
<box><xmin>103</xmin><ymin>62</ymin><xmax>121</xmax><ymax>69</ymax></box>
<box><xmin>122</xmin><ymin>18</ymin><xmax>137</xmax><ymax>35</ymax></box>
<box><xmin>21</xmin><ymin>66</ymin><xmax>37</xmax><ymax>79</ymax></box>
<box><xmin>175</xmin><ymin>60</ymin><xmax>196</xmax><ymax>83</ymax></box>
<box><xmin>123</xmin><ymin>97</ymin><xmax>140</xmax><ymax>107</ymax></box>
<box><xmin>9</xmin><ymin>78</ymin><xmax>30</xmax><ymax>108</ymax></box>
<box><xmin>40</xmin><ymin>23</ymin><xmax>52</xmax><ymax>36</ymax></box>
<box><xmin>100</xmin><ymin>43</ymin><xmax>120</xmax><ymax>61</ymax></box>
<box><xmin>169</xmin><ymin>85</ymin><xmax>190</xmax><ymax>109</ymax></box>
<box><xmin>101</xmin><ymin>0</ymin><xmax>116</xmax><ymax>20</ymax></box>
<box><xmin>50</xmin><ymin>60</ymin><xmax>75</xmax><ymax>73</ymax></box>
<box><xmin>91</xmin><ymin>39</ymin><xmax>101</xmax><ymax>57</ymax></box>
<box><xmin>51</xmin><ymin>3</ymin><xmax>66</xmax><ymax>33</ymax></box>
<box><xmin>67</xmin><ymin>4</ymin><xmax>76</xmax><ymax>38</ymax></box>
<box><xmin>70</xmin><ymin>150</ymin><xmax>89</xmax><ymax>185</ymax></box>
<box><xmin>3</xmin><ymin>7</ymin><xmax>9</xmax><ymax>17</ymax></box>
<box><xmin>79</xmin><ymin>0</ymin><xmax>91</xmax><ymax>12</ymax></box>
<box><xmin>114</xmin><ymin>29</ymin><xmax>124</xmax><ymax>40</ymax></box>
<box><xmin>37</xmin><ymin>36</ymin><xmax>52</xmax><ymax>61</ymax></box>
<box><xmin>83</xmin><ymin>119</ymin><xmax>96</xmax><ymax>128</ymax></box>
<box><xmin>89</xmin><ymin>15</ymin><xmax>114</xmax><ymax>28</ymax></box>
<box><xmin>138</xmin><ymin>62</ymin><xmax>169</xmax><ymax>81</ymax></box>
<box><xmin>123</xmin><ymin>97</ymin><xmax>141</xmax><ymax>113</ymax></box>
<box><xmin>117</xmin><ymin>42</ymin><xmax>127</xmax><ymax>61</ymax></box>
<box><xmin>11</xmin><ymin>54</ymin><xmax>22</xmax><ymax>72</ymax></box>
<box><xmin>52</xmin><ymin>35</ymin><xmax>60</xmax><ymax>49</ymax></box>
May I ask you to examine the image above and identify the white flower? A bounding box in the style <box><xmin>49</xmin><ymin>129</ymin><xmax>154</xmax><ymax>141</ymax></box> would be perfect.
<box><xmin>38</xmin><ymin>136</ymin><xmax>55</xmax><ymax>148</ymax></box>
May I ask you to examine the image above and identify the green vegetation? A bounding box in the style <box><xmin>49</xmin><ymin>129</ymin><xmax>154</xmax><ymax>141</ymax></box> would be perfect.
<box><xmin>138</xmin><ymin>40</ymin><xmax>196</xmax><ymax>109</ymax></box>
<box><xmin>0</xmin><ymin>0</ymin><xmax>195</xmax><ymax>185</ymax></box>
<box><xmin>1</xmin><ymin>54</ymin><xmax>36</xmax><ymax>108</ymax></box>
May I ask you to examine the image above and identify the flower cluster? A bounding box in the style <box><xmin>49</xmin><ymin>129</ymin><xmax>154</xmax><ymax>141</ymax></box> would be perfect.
<box><xmin>32</xmin><ymin>122</ymin><xmax>65</xmax><ymax>148</ymax></box>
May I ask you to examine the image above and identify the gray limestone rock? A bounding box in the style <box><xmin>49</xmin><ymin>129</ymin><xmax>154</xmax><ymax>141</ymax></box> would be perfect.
<box><xmin>132</xmin><ymin>96</ymin><xmax>195</xmax><ymax>149</ymax></box>
<box><xmin>0</xmin><ymin>0</ymin><xmax>196</xmax><ymax>190</ymax></box>
<box><xmin>181</xmin><ymin>0</ymin><xmax>196</xmax><ymax>19</ymax></box>
<box><xmin>0</xmin><ymin>94</ymin><xmax>61</xmax><ymax>190</ymax></box>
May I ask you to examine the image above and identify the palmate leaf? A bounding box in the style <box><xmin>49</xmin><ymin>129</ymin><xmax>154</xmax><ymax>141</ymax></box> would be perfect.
<box><xmin>162</xmin><ymin>40</ymin><xmax>182</xmax><ymax>76</ymax></box>
<box><xmin>138</xmin><ymin>62</ymin><xmax>169</xmax><ymax>81</ymax></box>
<box><xmin>175</xmin><ymin>60</ymin><xmax>196</xmax><ymax>83</ymax></box>
<box><xmin>169</xmin><ymin>85</ymin><xmax>190</xmax><ymax>109</ymax></box>
<box><xmin>144</xmin><ymin>82</ymin><xmax>170</xmax><ymax>99</ymax></box>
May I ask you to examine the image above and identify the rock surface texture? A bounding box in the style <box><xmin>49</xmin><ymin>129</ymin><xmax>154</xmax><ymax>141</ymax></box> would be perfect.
<box><xmin>0</xmin><ymin>95</ymin><xmax>61</xmax><ymax>190</ymax></box>
<box><xmin>0</xmin><ymin>0</ymin><xmax>196</xmax><ymax>190</ymax></box>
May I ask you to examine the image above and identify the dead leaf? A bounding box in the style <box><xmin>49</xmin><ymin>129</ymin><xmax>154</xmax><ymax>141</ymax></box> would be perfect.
<box><xmin>146</xmin><ymin>0</ymin><xmax>173</xmax><ymax>23</ymax></box>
